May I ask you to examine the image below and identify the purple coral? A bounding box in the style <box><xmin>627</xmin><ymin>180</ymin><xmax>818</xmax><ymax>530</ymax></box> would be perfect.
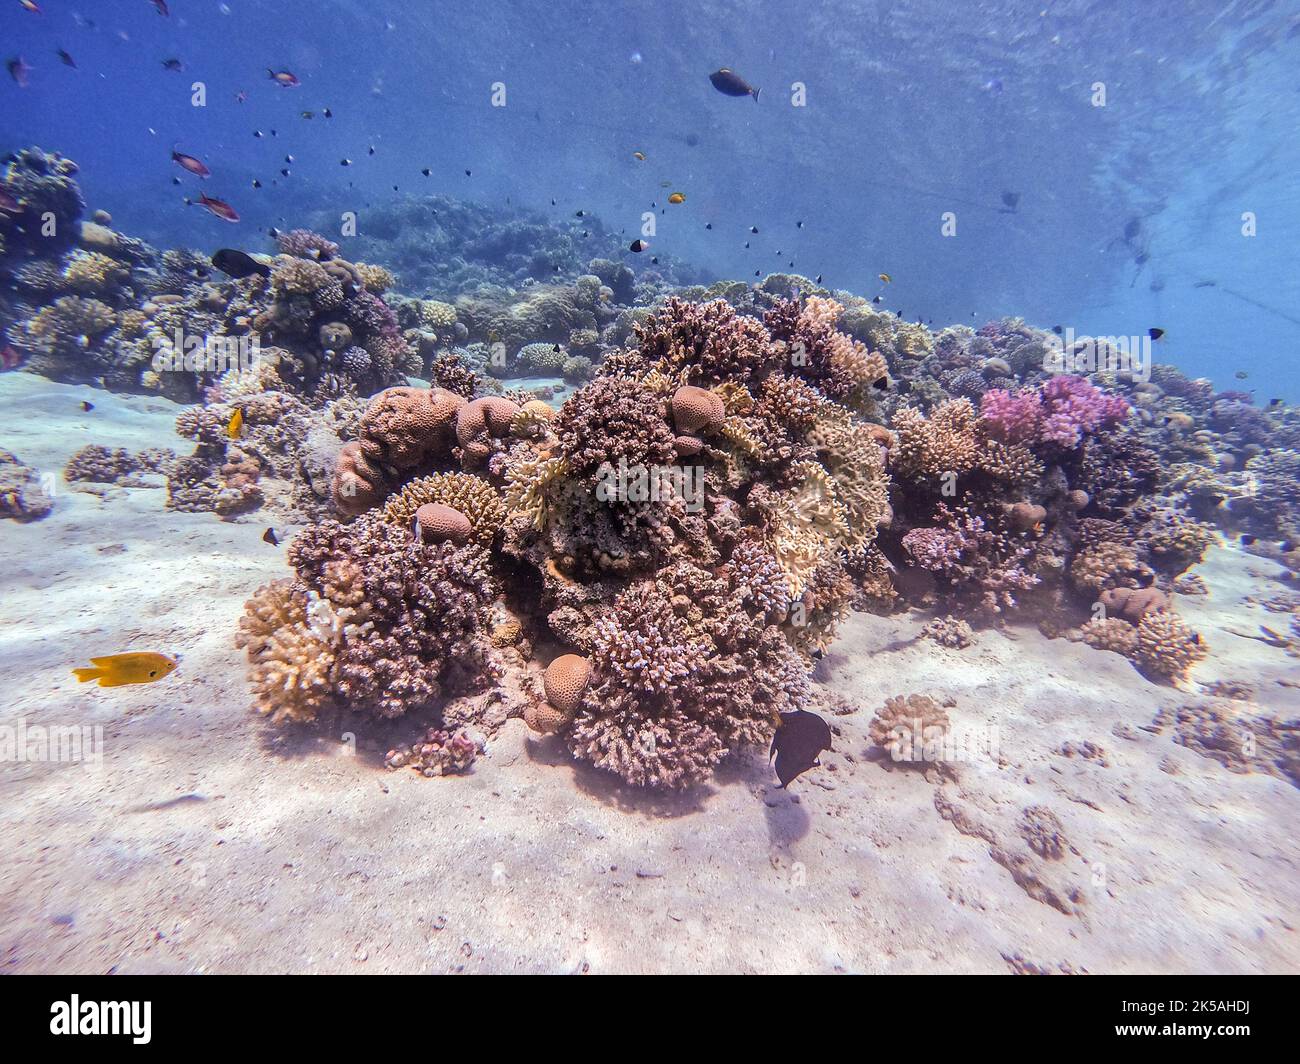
<box><xmin>276</xmin><ymin>228</ymin><xmax>340</xmax><ymax>261</ymax></box>
<box><xmin>980</xmin><ymin>375</ymin><xmax>1129</xmax><ymax>451</ymax></box>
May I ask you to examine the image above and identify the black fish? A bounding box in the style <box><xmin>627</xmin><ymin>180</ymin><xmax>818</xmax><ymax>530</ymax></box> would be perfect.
<box><xmin>750</xmin><ymin>225</ymin><xmax>759</xmax><ymax>234</ymax></box>
<box><xmin>57</xmin><ymin>49</ymin><xmax>76</xmax><ymax>68</ymax></box>
<box><xmin>629</xmin><ymin>239</ymin><xmax>647</xmax><ymax>253</ymax></box>
<box><xmin>1281</xmin><ymin>540</ymin><xmax>1295</xmax><ymax>553</ymax></box>
<box><xmin>262</xmin><ymin>528</ymin><xmax>279</xmax><ymax>546</ymax></box>
<box><xmin>709</xmin><ymin>68</ymin><xmax>760</xmax><ymax>101</ymax></box>
<box><xmin>421</xmin><ymin>168</ymin><xmax>431</xmax><ymax>177</ymax></box>
<box><xmin>1241</xmin><ymin>534</ymin><xmax>1256</xmax><ymax>546</ymax></box>
<box><xmin>1001</xmin><ymin>191</ymin><xmax>1020</xmax><ymax>209</ymax></box>
<box><xmin>815</xmin><ymin>274</ymin><xmax>822</xmax><ymax>283</ymax></box>
<box><xmin>1148</xmin><ymin>327</ymin><xmax>1165</xmax><ymax>341</ymax></box>
<box><xmin>162</xmin><ymin>58</ymin><xmax>183</xmax><ymax>72</ymax></box>
<box><xmin>872</xmin><ymin>295</ymin><xmax>883</xmax><ymax>304</ymax></box>
<box><xmin>770</xmin><ymin>709</ymin><xmax>833</xmax><ymax>789</ymax></box>
<box><xmin>212</xmin><ymin>249</ymin><xmax>270</xmax><ymax>279</ymax></box>
<box><xmin>1052</xmin><ymin>325</ymin><xmax>1063</xmax><ymax>334</ymax></box>
<box><xmin>872</xmin><ymin>376</ymin><xmax>888</xmax><ymax>390</ymax></box>
<box><xmin>81</xmin><ymin>400</ymin><xmax>94</xmax><ymax>412</ymax></box>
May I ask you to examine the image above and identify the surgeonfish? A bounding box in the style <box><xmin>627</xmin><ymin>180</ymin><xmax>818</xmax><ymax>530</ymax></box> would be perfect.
<box><xmin>770</xmin><ymin>709</ymin><xmax>833</xmax><ymax>789</ymax></box>
<box><xmin>709</xmin><ymin>68</ymin><xmax>760</xmax><ymax>101</ymax></box>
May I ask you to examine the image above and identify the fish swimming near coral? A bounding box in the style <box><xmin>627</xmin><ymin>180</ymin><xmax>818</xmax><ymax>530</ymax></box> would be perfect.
<box><xmin>262</xmin><ymin>528</ymin><xmax>279</xmax><ymax>546</ymax></box>
<box><xmin>73</xmin><ymin>652</ymin><xmax>178</xmax><ymax>687</ymax></box>
<box><xmin>172</xmin><ymin>149</ymin><xmax>211</xmax><ymax>178</ymax></box>
<box><xmin>770</xmin><ymin>709</ymin><xmax>833</xmax><ymax>788</ymax></box>
<box><xmin>211</xmin><ymin>248</ymin><xmax>270</xmax><ymax>279</ymax></box>
<box><xmin>709</xmin><ymin>68</ymin><xmax>760</xmax><ymax>101</ymax></box>
<box><xmin>227</xmin><ymin>408</ymin><xmax>244</xmax><ymax>439</ymax></box>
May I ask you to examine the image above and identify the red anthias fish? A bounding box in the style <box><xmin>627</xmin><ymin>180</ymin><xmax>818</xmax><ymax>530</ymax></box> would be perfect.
<box><xmin>172</xmin><ymin>149</ymin><xmax>211</xmax><ymax>178</ymax></box>
<box><xmin>267</xmin><ymin>69</ymin><xmax>300</xmax><ymax>87</ymax></box>
<box><xmin>188</xmin><ymin>193</ymin><xmax>240</xmax><ymax>223</ymax></box>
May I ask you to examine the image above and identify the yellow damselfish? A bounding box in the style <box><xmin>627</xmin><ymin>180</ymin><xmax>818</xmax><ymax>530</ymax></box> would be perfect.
<box><xmin>668</xmin><ymin>192</ymin><xmax>685</xmax><ymax>204</ymax></box>
<box><xmin>73</xmin><ymin>652</ymin><xmax>178</xmax><ymax>687</ymax></box>
<box><xmin>227</xmin><ymin>408</ymin><xmax>243</xmax><ymax>439</ymax></box>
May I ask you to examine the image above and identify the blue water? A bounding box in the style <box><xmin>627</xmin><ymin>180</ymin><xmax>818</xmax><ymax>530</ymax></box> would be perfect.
<box><xmin>4</xmin><ymin>0</ymin><xmax>1299</xmax><ymax>396</ymax></box>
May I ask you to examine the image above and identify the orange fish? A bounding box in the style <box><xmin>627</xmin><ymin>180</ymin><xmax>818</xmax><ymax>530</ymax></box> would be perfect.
<box><xmin>73</xmin><ymin>652</ymin><xmax>178</xmax><ymax>688</ymax></box>
<box><xmin>267</xmin><ymin>68</ymin><xmax>300</xmax><ymax>87</ymax></box>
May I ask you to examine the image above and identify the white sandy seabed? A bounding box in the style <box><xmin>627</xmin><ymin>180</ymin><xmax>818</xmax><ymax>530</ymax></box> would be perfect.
<box><xmin>0</xmin><ymin>370</ymin><xmax>1296</xmax><ymax>975</ymax></box>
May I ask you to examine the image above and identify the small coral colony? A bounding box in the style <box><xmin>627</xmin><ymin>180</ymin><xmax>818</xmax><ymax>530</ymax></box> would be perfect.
<box><xmin>3</xmin><ymin>143</ymin><xmax>1299</xmax><ymax>792</ymax></box>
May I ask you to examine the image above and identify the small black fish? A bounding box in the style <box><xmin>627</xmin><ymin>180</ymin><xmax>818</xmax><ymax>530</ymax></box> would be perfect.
<box><xmin>575</xmin><ymin>210</ymin><xmax>585</xmax><ymax>218</ymax></box>
<box><xmin>1269</xmin><ymin>398</ymin><xmax>1282</xmax><ymax>407</ymax></box>
<box><xmin>421</xmin><ymin>168</ymin><xmax>431</xmax><ymax>177</ymax></box>
<box><xmin>211</xmin><ymin>249</ymin><xmax>271</xmax><ymax>279</ymax></box>
<box><xmin>1001</xmin><ymin>191</ymin><xmax>1020</xmax><ymax>209</ymax></box>
<box><xmin>815</xmin><ymin>274</ymin><xmax>822</xmax><ymax>284</ymax></box>
<box><xmin>872</xmin><ymin>295</ymin><xmax>883</xmax><ymax>304</ymax></box>
<box><xmin>1241</xmin><ymin>534</ymin><xmax>1256</xmax><ymax>546</ymax></box>
<box><xmin>340</xmin><ymin>158</ymin><xmax>351</xmax><ymax>166</ymax></box>
<box><xmin>770</xmin><ymin>709</ymin><xmax>833</xmax><ymax>789</ymax></box>
<box><xmin>1281</xmin><ymin>540</ymin><xmax>1296</xmax><ymax>553</ymax></box>
<box><xmin>743</xmin><ymin>241</ymin><xmax>749</xmax><ymax>248</ymax></box>
<box><xmin>323</xmin><ymin>108</ymin><xmax>333</xmax><ymax>118</ymax></box>
<box><xmin>81</xmin><ymin>400</ymin><xmax>94</xmax><ymax>412</ymax></box>
<box><xmin>162</xmin><ymin>58</ymin><xmax>183</xmax><ymax>72</ymax></box>
<box><xmin>280</xmin><ymin>168</ymin><xmax>290</xmax><ymax>177</ymax></box>
<box><xmin>706</xmin><ymin>223</ymin><xmax>713</xmax><ymax>230</ymax></box>
<box><xmin>750</xmin><ymin>225</ymin><xmax>759</xmax><ymax>234</ymax></box>
<box><xmin>262</xmin><ymin>528</ymin><xmax>279</xmax><ymax>546</ymax></box>
<box><xmin>754</xmin><ymin>270</ymin><xmax>760</xmax><ymax>277</ymax></box>
<box><xmin>1148</xmin><ymin>327</ymin><xmax>1165</xmax><ymax>341</ymax></box>
<box><xmin>252</xmin><ymin>179</ymin><xmax>262</xmax><ymax>188</ymax></box>
<box><xmin>57</xmin><ymin>48</ymin><xmax>76</xmax><ymax>68</ymax></box>
<box><xmin>797</xmin><ymin>221</ymin><xmax>804</xmax><ymax>228</ymax></box>
<box><xmin>284</xmin><ymin>154</ymin><xmax>294</xmax><ymax>164</ymax></box>
<box><xmin>254</xmin><ymin>130</ymin><xmax>264</xmax><ymax>138</ymax></box>
<box><xmin>1052</xmin><ymin>325</ymin><xmax>1063</xmax><ymax>334</ymax></box>
<box><xmin>629</xmin><ymin>239</ymin><xmax>647</xmax><ymax>253</ymax></box>
<box><xmin>651</xmin><ymin>256</ymin><xmax>659</xmax><ymax>264</ymax></box>
<box><xmin>872</xmin><ymin>376</ymin><xmax>888</xmax><ymax>391</ymax></box>
<box><xmin>709</xmin><ymin>67</ymin><xmax>760</xmax><ymax>101</ymax></box>
<box><xmin>368</xmin><ymin>146</ymin><xmax>376</xmax><ymax>155</ymax></box>
<box><xmin>1193</xmin><ymin>280</ymin><xmax>1216</xmax><ymax>288</ymax></box>
<box><xmin>1235</xmin><ymin>370</ymin><xmax>1248</xmax><ymax>380</ymax></box>
<box><xmin>464</xmin><ymin>169</ymin><xmax>471</xmax><ymax>176</ymax></box>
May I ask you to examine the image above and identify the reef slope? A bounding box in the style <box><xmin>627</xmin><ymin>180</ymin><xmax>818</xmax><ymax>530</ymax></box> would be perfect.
<box><xmin>1</xmin><ymin>374</ymin><xmax>1296</xmax><ymax>974</ymax></box>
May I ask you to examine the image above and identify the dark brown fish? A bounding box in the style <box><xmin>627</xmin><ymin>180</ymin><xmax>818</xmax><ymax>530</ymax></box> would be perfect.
<box><xmin>212</xmin><ymin>249</ymin><xmax>270</xmax><ymax>279</ymax></box>
<box><xmin>152</xmin><ymin>0</ymin><xmax>170</xmax><ymax>15</ymax></box>
<box><xmin>162</xmin><ymin>58</ymin><xmax>184</xmax><ymax>72</ymax></box>
<box><xmin>262</xmin><ymin>528</ymin><xmax>279</xmax><ymax>546</ymax></box>
<box><xmin>56</xmin><ymin>49</ymin><xmax>76</xmax><ymax>68</ymax></box>
<box><xmin>770</xmin><ymin>709</ymin><xmax>833</xmax><ymax>789</ymax></box>
<box><xmin>709</xmin><ymin>68</ymin><xmax>759</xmax><ymax>101</ymax></box>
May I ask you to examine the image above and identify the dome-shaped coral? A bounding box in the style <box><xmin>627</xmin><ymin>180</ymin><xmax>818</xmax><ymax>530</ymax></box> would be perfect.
<box><xmin>414</xmin><ymin>502</ymin><xmax>473</xmax><ymax>545</ymax></box>
<box><xmin>671</xmin><ymin>385</ymin><xmax>725</xmax><ymax>435</ymax></box>
<box><xmin>379</xmin><ymin>472</ymin><xmax>505</xmax><ymax>546</ymax></box>
<box><xmin>543</xmin><ymin>654</ymin><xmax>592</xmax><ymax>714</ymax></box>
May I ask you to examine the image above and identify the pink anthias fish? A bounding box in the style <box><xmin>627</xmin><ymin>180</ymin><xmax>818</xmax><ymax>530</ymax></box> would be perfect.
<box><xmin>267</xmin><ymin>69</ymin><xmax>300</xmax><ymax>87</ymax></box>
<box><xmin>8</xmin><ymin>56</ymin><xmax>32</xmax><ymax>87</ymax></box>
<box><xmin>172</xmin><ymin>149</ymin><xmax>211</xmax><ymax>178</ymax></box>
<box><xmin>187</xmin><ymin>193</ymin><xmax>240</xmax><ymax>223</ymax></box>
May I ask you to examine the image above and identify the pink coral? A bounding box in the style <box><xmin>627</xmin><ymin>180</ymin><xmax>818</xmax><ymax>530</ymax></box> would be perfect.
<box><xmin>980</xmin><ymin>376</ymin><xmax>1129</xmax><ymax>451</ymax></box>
